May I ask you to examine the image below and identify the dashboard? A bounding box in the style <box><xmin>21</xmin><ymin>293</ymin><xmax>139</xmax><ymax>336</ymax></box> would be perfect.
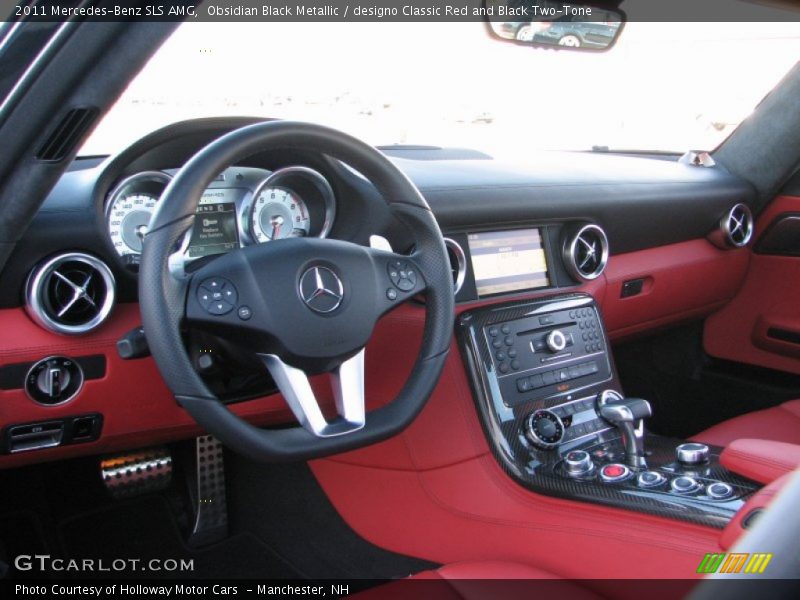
<box><xmin>0</xmin><ymin>117</ymin><xmax>757</xmax><ymax>467</ymax></box>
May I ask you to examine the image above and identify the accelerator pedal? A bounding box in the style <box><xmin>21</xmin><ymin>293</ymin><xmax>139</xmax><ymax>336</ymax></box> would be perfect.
<box><xmin>187</xmin><ymin>435</ymin><xmax>229</xmax><ymax>547</ymax></box>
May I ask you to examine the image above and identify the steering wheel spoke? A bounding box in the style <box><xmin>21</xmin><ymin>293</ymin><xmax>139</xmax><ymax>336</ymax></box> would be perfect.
<box><xmin>259</xmin><ymin>351</ymin><xmax>365</xmax><ymax>437</ymax></box>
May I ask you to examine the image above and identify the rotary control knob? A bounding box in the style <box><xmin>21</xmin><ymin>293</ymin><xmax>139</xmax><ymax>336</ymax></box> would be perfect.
<box><xmin>676</xmin><ymin>442</ymin><xmax>710</xmax><ymax>465</ymax></box>
<box><xmin>546</xmin><ymin>329</ymin><xmax>567</xmax><ymax>353</ymax></box>
<box><xmin>525</xmin><ymin>409</ymin><xmax>565</xmax><ymax>449</ymax></box>
<box><xmin>563</xmin><ymin>450</ymin><xmax>595</xmax><ymax>477</ymax></box>
<box><xmin>25</xmin><ymin>356</ymin><xmax>84</xmax><ymax>405</ymax></box>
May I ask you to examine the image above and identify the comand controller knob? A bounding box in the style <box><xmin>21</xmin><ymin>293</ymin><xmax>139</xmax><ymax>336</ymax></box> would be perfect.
<box><xmin>676</xmin><ymin>442</ymin><xmax>710</xmax><ymax>465</ymax></box>
<box><xmin>546</xmin><ymin>329</ymin><xmax>568</xmax><ymax>353</ymax></box>
<box><xmin>525</xmin><ymin>409</ymin><xmax>565</xmax><ymax>449</ymax></box>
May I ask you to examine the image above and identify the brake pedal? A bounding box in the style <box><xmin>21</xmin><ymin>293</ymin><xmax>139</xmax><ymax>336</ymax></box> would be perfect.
<box><xmin>100</xmin><ymin>447</ymin><xmax>173</xmax><ymax>499</ymax></box>
<box><xmin>187</xmin><ymin>435</ymin><xmax>228</xmax><ymax>547</ymax></box>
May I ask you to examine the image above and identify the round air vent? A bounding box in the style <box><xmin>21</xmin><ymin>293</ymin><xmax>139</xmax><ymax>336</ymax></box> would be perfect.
<box><xmin>25</xmin><ymin>253</ymin><xmax>116</xmax><ymax>335</ymax></box>
<box><xmin>563</xmin><ymin>224</ymin><xmax>609</xmax><ymax>281</ymax></box>
<box><xmin>444</xmin><ymin>238</ymin><xmax>466</xmax><ymax>295</ymax></box>
<box><xmin>710</xmin><ymin>203</ymin><xmax>754</xmax><ymax>249</ymax></box>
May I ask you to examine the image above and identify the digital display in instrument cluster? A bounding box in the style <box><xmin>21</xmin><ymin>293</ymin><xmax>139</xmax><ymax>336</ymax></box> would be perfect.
<box><xmin>186</xmin><ymin>189</ymin><xmax>241</xmax><ymax>259</ymax></box>
<box><xmin>467</xmin><ymin>228</ymin><xmax>550</xmax><ymax>297</ymax></box>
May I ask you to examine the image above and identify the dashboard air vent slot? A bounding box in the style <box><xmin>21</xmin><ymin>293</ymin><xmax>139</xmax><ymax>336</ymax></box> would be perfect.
<box><xmin>711</xmin><ymin>203</ymin><xmax>754</xmax><ymax>249</ymax></box>
<box><xmin>563</xmin><ymin>224</ymin><xmax>609</xmax><ymax>281</ymax></box>
<box><xmin>444</xmin><ymin>238</ymin><xmax>466</xmax><ymax>295</ymax></box>
<box><xmin>25</xmin><ymin>253</ymin><xmax>116</xmax><ymax>335</ymax></box>
<box><xmin>35</xmin><ymin>107</ymin><xmax>99</xmax><ymax>162</ymax></box>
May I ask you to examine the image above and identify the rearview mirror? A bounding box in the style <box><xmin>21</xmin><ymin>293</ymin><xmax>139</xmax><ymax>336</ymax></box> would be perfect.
<box><xmin>486</xmin><ymin>1</ymin><xmax>624</xmax><ymax>51</ymax></box>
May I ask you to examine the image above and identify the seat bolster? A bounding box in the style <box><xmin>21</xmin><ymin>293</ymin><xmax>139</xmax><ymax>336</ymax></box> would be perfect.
<box><xmin>691</xmin><ymin>400</ymin><xmax>800</xmax><ymax>448</ymax></box>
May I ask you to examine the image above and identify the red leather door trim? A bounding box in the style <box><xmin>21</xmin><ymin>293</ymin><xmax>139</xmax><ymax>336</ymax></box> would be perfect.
<box><xmin>704</xmin><ymin>195</ymin><xmax>800</xmax><ymax>374</ymax></box>
<box><xmin>719</xmin><ymin>473</ymin><xmax>791</xmax><ymax>551</ymax></box>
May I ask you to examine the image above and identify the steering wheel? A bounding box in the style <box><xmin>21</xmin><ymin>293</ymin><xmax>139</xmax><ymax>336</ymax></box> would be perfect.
<box><xmin>139</xmin><ymin>121</ymin><xmax>454</xmax><ymax>462</ymax></box>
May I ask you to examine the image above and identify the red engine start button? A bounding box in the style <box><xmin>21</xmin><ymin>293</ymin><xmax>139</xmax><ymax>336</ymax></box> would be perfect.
<box><xmin>602</xmin><ymin>465</ymin><xmax>625</xmax><ymax>478</ymax></box>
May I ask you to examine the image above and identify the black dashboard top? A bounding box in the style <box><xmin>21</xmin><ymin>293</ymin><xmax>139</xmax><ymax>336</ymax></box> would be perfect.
<box><xmin>0</xmin><ymin>118</ymin><xmax>756</xmax><ymax>309</ymax></box>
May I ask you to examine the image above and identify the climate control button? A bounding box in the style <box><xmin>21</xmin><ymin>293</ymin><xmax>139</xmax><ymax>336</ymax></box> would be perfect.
<box><xmin>524</xmin><ymin>410</ymin><xmax>564</xmax><ymax>449</ymax></box>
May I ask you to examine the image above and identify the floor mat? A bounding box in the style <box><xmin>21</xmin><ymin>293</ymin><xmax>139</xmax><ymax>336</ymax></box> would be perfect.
<box><xmin>58</xmin><ymin>496</ymin><xmax>300</xmax><ymax>579</ymax></box>
<box><xmin>227</xmin><ymin>457</ymin><xmax>437</xmax><ymax>579</ymax></box>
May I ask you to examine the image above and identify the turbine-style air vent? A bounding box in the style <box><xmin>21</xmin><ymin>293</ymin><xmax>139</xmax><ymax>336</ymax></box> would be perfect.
<box><xmin>717</xmin><ymin>203</ymin><xmax>754</xmax><ymax>248</ymax></box>
<box><xmin>444</xmin><ymin>238</ymin><xmax>466</xmax><ymax>295</ymax></box>
<box><xmin>563</xmin><ymin>224</ymin><xmax>609</xmax><ymax>281</ymax></box>
<box><xmin>25</xmin><ymin>253</ymin><xmax>116</xmax><ymax>335</ymax></box>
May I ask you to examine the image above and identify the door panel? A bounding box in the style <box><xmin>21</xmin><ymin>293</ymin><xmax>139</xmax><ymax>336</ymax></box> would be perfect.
<box><xmin>704</xmin><ymin>195</ymin><xmax>800</xmax><ymax>375</ymax></box>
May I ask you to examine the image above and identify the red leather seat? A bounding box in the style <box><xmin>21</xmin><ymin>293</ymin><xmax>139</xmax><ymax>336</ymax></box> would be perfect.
<box><xmin>354</xmin><ymin>561</ymin><xmax>602</xmax><ymax>600</ymax></box>
<box><xmin>692</xmin><ymin>399</ymin><xmax>800</xmax><ymax>447</ymax></box>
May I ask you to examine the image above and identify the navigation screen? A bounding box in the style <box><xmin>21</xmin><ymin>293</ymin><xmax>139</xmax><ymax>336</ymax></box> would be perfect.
<box><xmin>467</xmin><ymin>228</ymin><xmax>550</xmax><ymax>297</ymax></box>
<box><xmin>187</xmin><ymin>201</ymin><xmax>239</xmax><ymax>259</ymax></box>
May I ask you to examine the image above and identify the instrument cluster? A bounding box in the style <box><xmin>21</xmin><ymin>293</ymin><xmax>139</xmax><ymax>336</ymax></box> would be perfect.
<box><xmin>105</xmin><ymin>165</ymin><xmax>336</xmax><ymax>269</ymax></box>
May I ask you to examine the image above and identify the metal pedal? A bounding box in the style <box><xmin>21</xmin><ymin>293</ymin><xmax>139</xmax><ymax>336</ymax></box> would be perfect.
<box><xmin>100</xmin><ymin>447</ymin><xmax>172</xmax><ymax>499</ymax></box>
<box><xmin>187</xmin><ymin>435</ymin><xmax>228</xmax><ymax>547</ymax></box>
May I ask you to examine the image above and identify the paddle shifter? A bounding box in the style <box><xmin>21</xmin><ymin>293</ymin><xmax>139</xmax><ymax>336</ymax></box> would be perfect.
<box><xmin>597</xmin><ymin>390</ymin><xmax>652</xmax><ymax>468</ymax></box>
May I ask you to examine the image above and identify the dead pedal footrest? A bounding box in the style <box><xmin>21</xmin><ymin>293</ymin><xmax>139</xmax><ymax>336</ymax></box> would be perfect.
<box><xmin>100</xmin><ymin>447</ymin><xmax>173</xmax><ymax>499</ymax></box>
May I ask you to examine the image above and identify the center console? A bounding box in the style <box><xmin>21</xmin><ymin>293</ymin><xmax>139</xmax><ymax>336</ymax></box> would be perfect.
<box><xmin>457</xmin><ymin>293</ymin><xmax>760</xmax><ymax>528</ymax></box>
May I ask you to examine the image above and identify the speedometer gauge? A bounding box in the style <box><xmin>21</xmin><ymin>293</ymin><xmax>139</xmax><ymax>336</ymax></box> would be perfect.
<box><xmin>105</xmin><ymin>171</ymin><xmax>171</xmax><ymax>258</ymax></box>
<box><xmin>250</xmin><ymin>186</ymin><xmax>311</xmax><ymax>243</ymax></box>
<box><xmin>108</xmin><ymin>193</ymin><xmax>158</xmax><ymax>255</ymax></box>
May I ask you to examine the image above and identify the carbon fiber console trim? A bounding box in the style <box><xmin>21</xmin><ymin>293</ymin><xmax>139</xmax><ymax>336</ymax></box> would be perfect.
<box><xmin>456</xmin><ymin>293</ymin><xmax>760</xmax><ymax>528</ymax></box>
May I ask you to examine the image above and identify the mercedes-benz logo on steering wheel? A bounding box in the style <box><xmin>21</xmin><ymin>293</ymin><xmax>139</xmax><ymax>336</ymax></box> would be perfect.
<box><xmin>299</xmin><ymin>266</ymin><xmax>344</xmax><ymax>313</ymax></box>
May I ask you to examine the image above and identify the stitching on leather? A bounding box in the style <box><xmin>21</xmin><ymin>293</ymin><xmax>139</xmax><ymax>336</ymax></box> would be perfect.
<box><xmin>726</xmin><ymin>446</ymin><xmax>796</xmax><ymax>472</ymax></box>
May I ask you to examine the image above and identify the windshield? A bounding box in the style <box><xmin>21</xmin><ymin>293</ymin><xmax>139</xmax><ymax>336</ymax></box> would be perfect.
<box><xmin>81</xmin><ymin>21</ymin><xmax>800</xmax><ymax>157</ymax></box>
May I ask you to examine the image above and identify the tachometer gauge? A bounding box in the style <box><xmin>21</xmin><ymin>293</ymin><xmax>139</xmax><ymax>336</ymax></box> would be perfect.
<box><xmin>105</xmin><ymin>171</ymin><xmax>171</xmax><ymax>258</ymax></box>
<box><xmin>246</xmin><ymin>166</ymin><xmax>336</xmax><ymax>246</ymax></box>
<box><xmin>250</xmin><ymin>186</ymin><xmax>311</xmax><ymax>242</ymax></box>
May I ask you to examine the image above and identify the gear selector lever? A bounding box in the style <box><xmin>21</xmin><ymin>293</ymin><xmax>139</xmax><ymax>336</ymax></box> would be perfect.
<box><xmin>597</xmin><ymin>390</ymin><xmax>652</xmax><ymax>468</ymax></box>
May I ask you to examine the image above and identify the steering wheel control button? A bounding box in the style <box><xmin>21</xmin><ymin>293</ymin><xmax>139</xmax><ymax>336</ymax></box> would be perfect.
<box><xmin>386</xmin><ymin>288</ymin><xmax>398</xmax><ymax>301</ymax></box>
<box><xmin>199</xmin><ymin>278</ymin><xmax>238</xmax><ymax>316</ymax></box>
<box><xmin>670</xmin><ymin>476</ymin><xmax>701</xmax><ymax>494</ymax></box>
<box><xmin>208</xmin><ymin>300</ymin><xmax>234</xmax><ymax>316</ymax></box>
<box><xmin>299</xmin><ymin>266</ymin><xmax>344</xmax><ymax>313</ymax></box>
<box><xmin>637</xmin><ymin>470</ymin><xmax>667</xmax><ymax>488</ymax></box>
<box><xmin>599</xmin><ymin>463</ymin><xmax>631</xmax><ymax>483</ymax></box>
<box><xmin>564</xmin><ymin>450</ymin><xmax>595</xmax><ymax>477</ymax></box>
<box><xmin>676</xmin><ymin>442</ymin><xmax>710</xmax><ymax>465</ymax></box>
<box><xmin>524</xmin><ymin>409</ymin><xmax>564</xmax><ymax>449</ymax></box>
<box><xmin>707</xmin><ymin>482</ymin><xmax>734</xmax><ymax>500</ymax></box>
<box><xmin>237</xmin><ymin>306</ymin><xmax>252</xmax><ymax>321</ymax></box>
<box><xmin>387</xmin><ymin>260</ymin><xmax>417</xmax><ymax>292</ymax></box>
